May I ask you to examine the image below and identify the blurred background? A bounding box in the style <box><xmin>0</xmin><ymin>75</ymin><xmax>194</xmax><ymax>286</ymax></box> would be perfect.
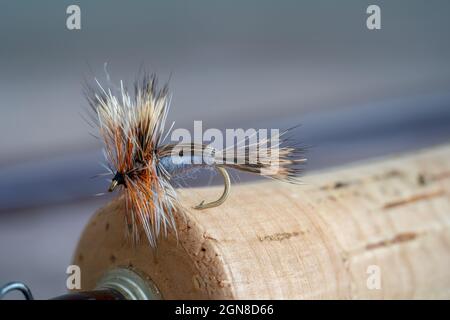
<box><xmin>1</xmin><ymin>0</ymin><xmax>450</xmax><ymax>298</ymax></box>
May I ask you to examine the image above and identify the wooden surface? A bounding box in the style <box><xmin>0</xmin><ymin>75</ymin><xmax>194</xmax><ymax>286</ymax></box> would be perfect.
<box><xmin>73</xmin><ymin>144</ymin><xmax>450</xmax><ymax>299</ymax></box>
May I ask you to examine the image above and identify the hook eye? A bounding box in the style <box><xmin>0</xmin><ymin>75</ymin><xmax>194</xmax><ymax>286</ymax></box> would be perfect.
<box><xmin>108</xmin><ymin>179</ymin><xmax>119</xmax><ymax>192</ymax></box>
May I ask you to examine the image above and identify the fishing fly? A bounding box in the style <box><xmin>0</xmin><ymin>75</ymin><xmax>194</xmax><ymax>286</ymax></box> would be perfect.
<box><xmin>86</xmin><ymin>73</ymin><xmax>306</xmax><ymax>248</ymax></box>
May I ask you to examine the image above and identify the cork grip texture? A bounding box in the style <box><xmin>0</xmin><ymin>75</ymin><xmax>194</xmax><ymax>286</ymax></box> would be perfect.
<box><xmin>73</xmin><ymin>144</ymin><xmax>450</xmax><ymax>299</ymax></box>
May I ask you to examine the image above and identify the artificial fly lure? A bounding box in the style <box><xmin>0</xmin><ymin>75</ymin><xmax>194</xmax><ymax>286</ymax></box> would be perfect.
<box><xmin>86</xmin><ymin>74</ymin><xmax>306</xmax><ymax>248</ymax></box>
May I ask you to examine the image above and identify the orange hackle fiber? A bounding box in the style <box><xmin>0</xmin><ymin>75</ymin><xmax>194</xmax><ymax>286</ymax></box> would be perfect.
<box><xmin>86</xmin><ymin>74</ymin><xmax>180</xmax><ymax>247</ymax></box>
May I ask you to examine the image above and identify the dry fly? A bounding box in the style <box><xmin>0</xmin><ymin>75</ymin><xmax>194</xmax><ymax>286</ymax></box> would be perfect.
<box><xmin>86</xmin><ymin>73</ymin><xmax>306</xmax><ymax>248</ymax></box>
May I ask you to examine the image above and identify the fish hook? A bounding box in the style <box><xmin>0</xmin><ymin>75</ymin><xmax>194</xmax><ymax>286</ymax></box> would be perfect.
<box><xmin>193</xmin><ymin>166</ymin><xmax>230</xmax><ymax>210</ymax></box>
<box><xmin>0</xmin><ymin>282</ymin><xmax>34</xmax><ymax>300</ymax></box>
